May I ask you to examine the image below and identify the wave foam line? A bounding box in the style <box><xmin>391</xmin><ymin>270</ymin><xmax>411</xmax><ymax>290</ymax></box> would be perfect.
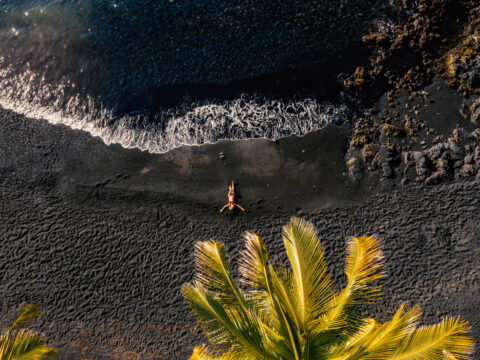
<box><xmin>0</xmin><ymin>66</ymin><xmax>348</xmax><ymax>153</ymax></box>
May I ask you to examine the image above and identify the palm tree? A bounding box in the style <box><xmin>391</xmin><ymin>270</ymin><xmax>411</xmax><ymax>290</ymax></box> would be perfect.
<box><xmin>0</xmin><ymin>304</ymin><xmax>57</xmax><ymax>360</ymax></box>
<box><xmin>182</xmin><ymin>217</ymin><xmax>473</xmax><ymax>360</ymax></box>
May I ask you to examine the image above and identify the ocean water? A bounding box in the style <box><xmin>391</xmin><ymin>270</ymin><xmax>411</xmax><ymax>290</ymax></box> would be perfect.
<box><xmin>0</xmin><ymin>0</ymin><xmax>381</xmax><ymax>153</ymax></box>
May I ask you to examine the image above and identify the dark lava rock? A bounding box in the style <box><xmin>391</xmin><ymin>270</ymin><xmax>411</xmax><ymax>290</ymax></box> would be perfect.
<box><xmin>471</xmin><ymin>98</ymin><xmax>480</xmax><ymax>126</ymax></box>
<box><xmin>462</xmin><ymin>163</ymin><xmax>477</xmax><ymax>177</ymax></box>
<box><xmin>381</xmin><ymin>123</ymin><xmax>405</xmax><ymax>138</ymax></box>
<box><xmin>425</xmin><ymin>143</ymin><xmax>445</xmax><ymax>161</ymax></box>
<box><xmin>347</xmin><ymin>157</ymin><xmax>363</xmax><ymax>183</ymax></box>
<box><xmin>373</xmin><ymin>145</ymin><xmax>398</xmax><ymax>178</ymax></box>
<box><xmin>425</xmin><ymin>170</ymin><xmax>447</xmax><ymax>186</ymax></box>
<box><xmin>465</xmin><ymin>153</ymin><xmax>474</xmax><ymax>165</ymax></box>
<box><xmin>413</xmin><ymin>152</ymin><xmax>430</xmax><ymax>179</ymax></box>
<box><xmin>448</xmin><ymin>139</ymin><xmax>464</xmax><ymax>159</ymax></box>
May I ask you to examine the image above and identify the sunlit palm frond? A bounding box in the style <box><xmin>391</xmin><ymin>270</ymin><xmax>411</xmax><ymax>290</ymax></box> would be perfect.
<box><xmin>329</xmin><ymin>318</ymin><xmax>380</xmax><ymax>360</ymax></box>
<box><xmin>237</xmin><ymin>232</ymin><xmax>288</xmax><ymax>347</ymax></box>
<box><xmin>270</xmin><ymin>262</ymin><xmax>338</xmax><ymax>359</ymax></box>
<box><xmin>0</xmin><ymin>330</ymin><xmax>57</xmax><ymax>360</ymax></box>
<box><xmin>8</xmin><ymin>304</ymin><xmax>42</xmax><ymax>332</ymax></box>
<box><xmin>189</xmin><ymin>345</ymin><xmax>253</xmax><ymax>360</ymax></box>
<box><xmin>267</xmin><ymin>265</ymin><xmax>303</xmax><ymax>360</ymax></box>
<box><xmin>443</xmin><ymin>349</ymin><xmax>459</xmax><ymax>360</ymax></box>
<box><xmin>194</xmin><ymin>241</ymin><xmax>246</xmax><ymax>308</ymax></box>
<box><xmin>363</xmin><ymin>304</ymin><xmax>420</xmax><ymax>358</ymax></box>
<box><xmin>347</xmin><ymin>318</ymin><xmax>379</xmax><ymax>347</ymax></box>
<box><xmin>282</xmin><ymin>218</ymin><xmax>334</xmax><ymax>328</ymax></box>
<box><xmin>182</xmin><ymin>281</ymin><xmax>247</xmax><ymax>352</ymax></box>
<box><xmin>191</xmin><ymin>240</ymin><xmax>286</xmax><ymax>357</ymax></box>
<box><xmin>237</xmin><ymin>232</ymin><xmax>305</xmax><ymax>360</ymax></box>
<box><xmin>389</xmin><ymin>317</ymin><xmax>473</xmax><ymax>360</ymax></box>
<box><xmin>304</xmin><ymin>326</ymin><xmax>340</xmax><ymax>360</ymax></box>
<box><xmin>323</xmin><ymin>236</ymin><xmax>384</xmax><ymax>331</ymax></box>
<box><xmin>343</xmin><ymin>236</ymin><xmax>384</xmax><ymax>303</ymax></box>
<box><xmin>181</xmin><ymin>281</ymin><xmax>273</xmax><ymax>360</ymax></box>
<box><xmin>331</xmin><ymin>304</ymin><xmax>420</xmax><ymax>360</ymax></box>
<box><xmin>238</xmin><ymin>233</ymin><xmax>272</xmax><ymax>313</ymax></box>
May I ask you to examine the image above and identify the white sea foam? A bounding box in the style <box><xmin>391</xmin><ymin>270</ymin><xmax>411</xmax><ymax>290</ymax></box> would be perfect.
<box><xmin>0</xmin><ymin>65</ymin><xmax>348</xmax><ymax>153</ymax></box>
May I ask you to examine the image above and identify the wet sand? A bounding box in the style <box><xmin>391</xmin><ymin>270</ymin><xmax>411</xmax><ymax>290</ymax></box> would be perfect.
<box><xmin>1</xmin><ymin>99</ymin><xmax>480</xmax><ymax>358</ymax></box>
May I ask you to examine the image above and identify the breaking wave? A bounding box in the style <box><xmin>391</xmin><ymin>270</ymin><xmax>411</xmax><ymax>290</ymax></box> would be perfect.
<box><xmin>0</xmin><ymin>64</ymin><xmax>347</xmax><ymax>153</ymax></box>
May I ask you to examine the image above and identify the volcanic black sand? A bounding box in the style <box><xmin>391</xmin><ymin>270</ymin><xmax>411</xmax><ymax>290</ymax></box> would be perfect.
<box><xmin>1</xmin><ymin>77</ymin><xmax>480</xmax><ymax>359</ymax></box>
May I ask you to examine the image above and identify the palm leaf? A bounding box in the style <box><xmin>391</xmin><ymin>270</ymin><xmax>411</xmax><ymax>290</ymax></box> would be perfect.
<box><xmin>390</xmin><ymin>317</ymin><xmax>473</xmax><ymax>360</ymax></box>
<box><xmin>282</xmin><ymin>218</ymin><xmax>334</xmax><ymax>328</ymax></box>
<box><xmin>194</xmin><ymin>241</ymin><xmax>246</xmax><ymax>308</ymax></box>
<box><xmin>328</xmin><ymin>318</ymin><xmax>379</xmax><ymax>360</ymax></box>
<box><xmin>268</xmin><ymin>264</ymin><xmax>304</xmax><ymax>359</ymax></box>
<box><xmin>189</xmin><ymin>344</ymin><xmax>252</xmax><ymax>360</ymax></box>
<box><xmin>304</xmin><ymin>327</ymin><xmax>341</xmax><ymax>360</ymax></box>
<box><xmin>8</xmin><ymin>304</ymin><xmax>42</xmax><ymax>332</ymax></box>
<box><xmin>237</xmin><ymin>233</ymin><xmax>295</xmax><ymax>357</ymax></box>
<box><xmin>344</xmin><ymin>317</ymin><xmax>380</xmax><ymax>349</ymax></box>
<box><xmin>238</xmin><ymin>233</ymin><xmax>273</xmax><ymax>316</ymax></box>
<box><xmin>332</xmin><ymin>304</ymin><xmax>420</xmax><ymax>360</ymax></box>
<box><xmin>443</xmin><ymin>350</ymin><xmax>459</xmax><ymax>360</ymax></box>
<box><xmin>323</xmin><ymin>236</ymin><xmax>384</xmax><ymax>331</ymax></box>
<box><xmin>182</xmin><ymin>281</ymin><xmax>272</xmax><ymax>360</ymax></box>
<box><xmin>191</xmin><ymin>241</ymin><xmax>286</xmax><ymax>356</ymax></box>
<box><xmin>269</xmin><ymin>263</ymin><xmax>340</xmax><ymax>359</ymax></box>
<box><xmin>0</xmin><ymin>330</ymin><xmax>57</xmax><ymax>360</ymax></box>
<box><xmin>366</xmin><ymin>305</ymin><xmax>419</xmax><ymax>357</ymax></box>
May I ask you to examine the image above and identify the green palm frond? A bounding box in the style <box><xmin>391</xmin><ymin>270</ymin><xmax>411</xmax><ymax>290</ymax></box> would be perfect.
<box><xmin>238</xmin><ymin>232</ymin><xmax>306</xmax><ymax>359</ymax></box>
<box><xmin>330</xmin><ymin>304</ymin><xmax>420</xmax><ymax>360</ymax></box>
<box><xmin>191</xmin><ymin>241</ymin><xmax>280</xmax><ymax>355</ymax></box>
<box><xmin>0</xmin><ymin>330</ymin><xmax>57</xmax><ymax>360</ymax></box>
<box><xmin>194</xmin><ymin>241</ymin><xmax>246</xmax><ymax>308</ymax></box>
<box><xmin>189</xmin><ymin>345</ymin><xmax>253</xmax><ymax>360</ymax></box>
<box><xmin>443</xmin><ymin>350</ymin><xmax>459</xmax><ymax>360</ymax></box>
<box><xmin>390</xmin><ymin>317</ymin><xmax>473</xmax><ymax>360</ymax></box>
<box><xmin>8</xmin><ymin>304</ymin><xmax>42</xmax><ymax>332</ymax></box>
<box><xmin>362</xmin><ymin>304</ymin><xmax>420</xmax><ymax>358</ymax></box>
<box><xmin>183</xmin><ymin>218</ymin><xmax>474</xmax><ymax>360</ymax></box>
<box><xmin>182</xmin><ymin>281</ymin><xmax>264</xmax><ymax>357</ymax></box>
<box><xmin>328</xmin><ymin>318</ymin><xmax>379</xmax><ymax>360</ymax></box>
<box><xmin>267</xmin><ymin>265</ymin><xmax>303</xmax><ymax>360</ymax></box>
<box><xmin>238</xmin><ymin>233</ymin><xmax>273</xmax><ymax>313</ymax></box>
<box><xmin>341</xmin><ymin>317</ymin><xmax>380</xmax><ymax>350</ymax></box>
<box><xmin>237</xmin><ymin>234</ymin><xmax>290</xmax><ymax>349</ymax></box>
<box><xmin>323</xmin><ymin>236</ymin><xmax>384</xmax><ymax>331</ymax></box>
<box><xmin>282</xmin><ymin>218</ymin><xmax>334</xmax><ymax>327</ymax></box>
<box><xmin>1</xmin><ymin>304</ymin><xmax>57</xmax><ymax>360</ymax></box>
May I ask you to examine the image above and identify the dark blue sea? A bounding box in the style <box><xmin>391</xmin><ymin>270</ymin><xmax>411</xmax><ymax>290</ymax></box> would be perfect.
<box><xmin>0</xmin><ymin>0</ymin><xmax>381</xmax><ymax>152</ymax></box>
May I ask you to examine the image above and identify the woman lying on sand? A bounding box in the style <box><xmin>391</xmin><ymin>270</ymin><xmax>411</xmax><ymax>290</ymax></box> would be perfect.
<box><xmin>219</xmin><ymin>181</ymin><xmax>245</xmax><ymax>213</ymax></box>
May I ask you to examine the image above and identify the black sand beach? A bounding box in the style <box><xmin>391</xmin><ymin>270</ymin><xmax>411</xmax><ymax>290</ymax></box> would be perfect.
<box><xmin>1</xmin><ymin>99</ymin><xmax>480</xmax><ymax>359</ymax></box>
<box><xmin>1</xmin><ymin>0</ymin><xmax>480</xmax><ymax>358</ymax></box>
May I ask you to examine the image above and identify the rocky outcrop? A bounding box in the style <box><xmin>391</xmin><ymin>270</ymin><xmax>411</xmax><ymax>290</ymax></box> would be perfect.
<box><xmin>443</xmin><ymin>33</ymin><xmax>480</xmax><ymax>96</ymax></box>
<box><xmin>439</xmin><ymin>1</ymin><xmax>480</xmax><ymax>96</ymax></box>
<box><xmin>344</xmin><ymin>0</ymin><xmax>477</xmax><ymax>99</ymax></box>
<box><xmin>471</xmin><ymin>98</ymin><xmax>480</xmax><ymax>125</ymax></box>
<box><xmin>401</xmin><ymin>128</ymin><xmax>480</xmax><ymax>185</ymax></box>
